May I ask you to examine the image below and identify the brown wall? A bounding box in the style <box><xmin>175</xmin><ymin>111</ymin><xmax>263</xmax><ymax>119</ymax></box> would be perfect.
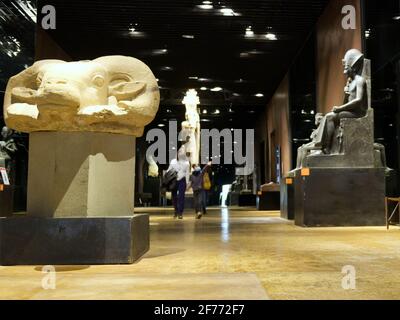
<box><xmin>316</xmin><ymin>0</ymin><xmax>362</xmax><ymax>113</ymax></box>
<box><xmin>266</xmin><ymin>74</ymin><xmax>291</xmax><ymax>180</ymax></box>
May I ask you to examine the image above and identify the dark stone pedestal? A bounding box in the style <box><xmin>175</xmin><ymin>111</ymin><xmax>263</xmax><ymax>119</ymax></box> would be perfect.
<box><xmin>280</xmin><ymin>179</ymin><xmax>295</xmax><ymax>220</ymax></box>
<box><xmin>294</xmin><ymin>168</ymin><xmax>385</xmax><ymax>227</ymax></box>
<box><xmin>0</xmin><ymin>214</ymin><xmax>149</xmax><ymax>265</ymax></box>
<box><xmin>257</xmin><ymin>192</ymin><xmax>280</xmax><ymax>210</ymax></box>
<box><xmin>0</xmin><ymin>185</ymin><xmax>13</xmax><ymax>217</ymax></box>
<box><xmin>239</xmin><ymin>194</ymin><xmax>256</xmax><ymax>207</ymax></box>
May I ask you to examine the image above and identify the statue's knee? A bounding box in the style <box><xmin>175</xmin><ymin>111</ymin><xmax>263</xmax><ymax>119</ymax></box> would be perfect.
<box><xmin>326</xmin><ymin>112</ymin><xmax>335</xmax><ymax>121</ymax></box>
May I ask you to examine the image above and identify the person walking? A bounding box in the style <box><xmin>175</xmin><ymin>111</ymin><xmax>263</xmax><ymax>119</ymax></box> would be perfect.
<box><xmin>201</xmin><ymin>163</ymin><xmax>212</xmax><ymax>215</ymax></box>
<box><xmin>188</xmin><ymin>161</ymin><xmax>212</xmax><ymax>219</ymax></box>
<box><xmin>167</xmin><ymin>149</ymin><xmax>190</xmax><ymax>219</ymax></box>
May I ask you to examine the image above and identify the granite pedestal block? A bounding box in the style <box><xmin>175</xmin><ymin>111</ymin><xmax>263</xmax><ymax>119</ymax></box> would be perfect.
<box><xmin>294</xmin><ymin>168</ymin><xmax>385</xmax><ymax>227</ymax></box>
<box><xmin>257</xmin><ymin>192</ymin><xmax>280</xmax><ymax>211</ymax></box>
<box><xmin>0</xmin><ymin>214</ymin><xmax>149</xmax><ymax>265</ymax></box>
<box><xmin>280</xmin><ymin>179</ymin><xmax>295</xmax><ymax>220</ymax></box>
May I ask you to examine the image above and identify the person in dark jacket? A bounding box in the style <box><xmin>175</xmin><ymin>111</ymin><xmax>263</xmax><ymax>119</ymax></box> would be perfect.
<box><xmin>188</xmin><ymin>161</ymin><xmax>211</xmax><ymax>219</ymax></box>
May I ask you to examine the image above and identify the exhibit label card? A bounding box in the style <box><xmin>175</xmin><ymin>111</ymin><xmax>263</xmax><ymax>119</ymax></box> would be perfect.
<box><xmin>0</xmin><ymin>167</ymin><xmax>10</xmax><ymax>186</ymax></box>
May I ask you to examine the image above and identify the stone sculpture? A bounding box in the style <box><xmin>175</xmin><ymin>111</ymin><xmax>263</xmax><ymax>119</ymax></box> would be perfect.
<box><xmin>0</xmin><ymin>55</ymin><xmax>159</xmax><ymax>265</ymax></box>
<box><xmin>290</xmin><ymin>49</ymin><xmax>387</xmax><ymax>227</ymax></box>
<box><xmin>296</xmin><ymin>49</ymin><xmax>386</xmax><ymax>169</ymax></box>
<box><xmin>146</xmin><ymin>153</ymin><xmax>159</xmax><ymax>177</ymax></box>
<box><xmin>4</xmin><ymin>55</ymin><xmax>159</xmax><ymax>136</ymax></box>
<box><xmin>295</xmin><ymin>113</ymin><xmax>323</xmax><ymax>169</ymax></box>
<box><xmin>0</xmin><ymin>126</ymin><xmax>17</xmax><ymax>167</ymax></box>
<box><xmin>181</xmin><ymin>89</ymin><xmax>200</xmax><ymax>165</ymax></box>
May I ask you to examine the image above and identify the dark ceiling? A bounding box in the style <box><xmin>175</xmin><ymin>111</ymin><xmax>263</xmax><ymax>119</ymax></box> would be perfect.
<box><xmin>36</xmin><ymin>0</ymin><xmax>328</xmax><ymax>128</ymax></box>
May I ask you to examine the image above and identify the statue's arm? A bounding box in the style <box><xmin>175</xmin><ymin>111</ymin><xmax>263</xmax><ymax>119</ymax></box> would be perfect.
<box><xmin>334</xmin><ymin>78</ymin><xmax>366</xmax><ymax>113</ymax></box>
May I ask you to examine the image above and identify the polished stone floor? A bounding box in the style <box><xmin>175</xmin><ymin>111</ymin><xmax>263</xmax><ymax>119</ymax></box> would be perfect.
<box><xmin>1</xmin><ymin>207</ymin><xmax>400</xmax><ymax>300</ymax></box>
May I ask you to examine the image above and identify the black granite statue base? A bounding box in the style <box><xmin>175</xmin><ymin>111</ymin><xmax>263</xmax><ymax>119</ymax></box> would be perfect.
<box><xmin>0</xmin><ymin>214</ymin><xmax>149</xmax><ymax>265</ymax></box>
<box><xmin>294</xmin><ymin>168</ymin><xmax>385</xmax><ymax>227</ymax></box>
<box><xmin>280</xmin><ymin>179</ymin><xmax>295</xmax><ymax>220</ymax></box>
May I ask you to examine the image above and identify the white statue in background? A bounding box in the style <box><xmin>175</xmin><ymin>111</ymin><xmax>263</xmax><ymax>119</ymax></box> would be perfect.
<box><xmin>181</xmin><ymin>89</ymin><xmax>200</xmax><ymax>165</ymax></box>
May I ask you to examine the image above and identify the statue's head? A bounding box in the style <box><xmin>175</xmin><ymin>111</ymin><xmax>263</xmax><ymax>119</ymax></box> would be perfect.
<box><xmin>342</xmin><ymin>49</ymin><xmax>364</xmax><ymax>76</ymax></box>
<box><xmin>1</xmin><ymin>126</ymin><xmax>13</xmax><ymax>140</ymax></box>
<box><xmin>3</xmin><ymin>55</ymin><xmax>160</xmax><ymax>136</ymax></box>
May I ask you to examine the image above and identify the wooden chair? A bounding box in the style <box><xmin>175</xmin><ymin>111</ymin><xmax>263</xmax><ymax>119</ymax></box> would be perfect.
<box><xmin>385</xmin><ymin>197</ymin><xmax>400</xmax><ymax>230</ymax></box>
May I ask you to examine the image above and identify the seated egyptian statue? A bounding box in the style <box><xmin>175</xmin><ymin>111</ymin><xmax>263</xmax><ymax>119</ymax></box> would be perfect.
<box><xmin>298</xmin><ymin>49</ymin><xmax>387</xmax><ymax>169</ymax></box>
<box><xmin>3</xmin><ymin>55</ymin><xmax>160</xmax><ymax>136</ymax></box>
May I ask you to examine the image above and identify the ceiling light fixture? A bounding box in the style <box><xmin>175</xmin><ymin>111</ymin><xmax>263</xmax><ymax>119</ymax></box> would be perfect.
<box><xmin>198</xmin><ymin>4</ymin><xmax>213</xmax><ymax>10</ymax></box>
<box><xmin>255</xmin><ymin>93</ymin><xmax>264</xmax><ymax>97</ymax></box>
<box><xmin>213</xmin><ymin>109</ymin><xmax>220</xmax><ymax>114</ymax></box>
<box><xmin>161</xmin><ymin>66</ymin><xmax>173</xmax><ymax>71</ymax></box>
<box><xmin>220</xmin><ymin>8</ymin><xmax>235</xmax><ymax>16</ymax></box>
<box><xmin>182</xmin><ymin>34</ymin><xmax>195</xmax><ymax>39</ymax></box>
<box><xmin>203</xmin><ymin>109</ymin><xmax>208</xmax><ymax>114</ymax></box>
<box><xmin>265</xmin><ymin>33</ymin><xmax>277</xmax><ymax>40</ymax></box>
<box><xmin>158</xmin><ymin>123</ymin><xmax>166</xmax><ymax>127</ymax></box>
<box><xmin>211</xmin><ymin>87</ymin><xmax>223</xmax><ymax>92</ymax></box>
<box><xmin>200</xmin><ymin>87</ymin><xmax>208</xmax><ymax>91</ymax></box>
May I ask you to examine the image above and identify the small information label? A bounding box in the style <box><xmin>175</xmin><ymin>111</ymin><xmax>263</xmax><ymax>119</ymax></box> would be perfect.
<box><xmin>0</xmin><ymin>167</ymin><xmax>10</xmax><ymax>185</ymax></box>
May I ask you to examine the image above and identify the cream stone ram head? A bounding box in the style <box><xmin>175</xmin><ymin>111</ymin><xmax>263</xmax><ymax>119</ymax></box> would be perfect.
<box><xmin>3</xmin><ymin>55</ymin><xmax>160</xmax><ymax>136</ymax></box>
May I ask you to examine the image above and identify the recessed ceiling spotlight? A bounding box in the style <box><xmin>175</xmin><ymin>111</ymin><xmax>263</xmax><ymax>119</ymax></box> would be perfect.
<box><xmin>393</xmin><ymin>15</ymin><xmax>400</xmax><ymax>20</ymax></box>
<box><xmin>203</xmin><ymin>1</ymin><xmax>212</xmax><ymax>4</ymax></box>
<box><xmin>158</xmin><ymin>123</ymin><xmax>166</xmax><ymax>127</ymax></box>
<box><xmin>189</xmin><ymin>76</ymin><xmax>199</xmax><ymax>80</ymax></box>
<box><xmin>220</xmin><ymin>8</ymin><xmax>236</xmax><ymax>16</ymax></box>
<box><xmin>198</xmin><ymin>78</ymin><xmax>212</xmax><ymax>82</ymax></box>
<box><xmin>198</xmin><ymin>4</ymin><xmax>213</xmax><ymax>9</ymax></box>
<box><xmin>255</xmin><ymin>93</ymin><xmax>264</xmax><ymax>97</ymax></box>
<box><xmin>202</xmin><ymin>109</ymin><xmax>208</xmax><ymax>114</ymax></box>
<box><xmin>265</xmin><ymin>33</ymin><xmax>277</xmax><ymax>40</ymax></box>
<box><xmin>152</xmin><ymin>48</ymin><xmax>168</xmax><ymax>55</ymax></box>
<box><xmin>182</xmin><ymin>34</ymin><xmax>195</xmax><ymax>39</ymax></box>
<box><xmin>200</xmin><ymin>87</ymin><xmax>208</xmax><ymax>91</ymax></box>
<box><xmin>213</xmin><ymin>109</ymin><xmax>220</xmax><ymax>114</ymax></box>
<box><xmin>161</xmin><ymin>66</ymin><xmax>173</xmax><ymax>71</ymax></box>
<box><xmin>211</xmin><ymin>87</ymin><xmax>223</xmax><ymax>92</ymax></box>
<box><xmin>201</xmin><ymin>119</ymin><xmax>211</xmax><ymax>122</ymax></box>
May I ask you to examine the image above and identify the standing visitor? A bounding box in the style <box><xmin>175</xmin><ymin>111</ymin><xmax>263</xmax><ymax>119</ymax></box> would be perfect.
<box><xmin>201</xmin><ymin>163</ymin><xmax>212</xmax><ymax>215</ymax></box>
<box><xmin>188</xmin><ymin>161</ymin><xmax>212</xmax><ymax>219</ymax></box>
<box><xmin>167</xmin><ymin>149</ymin><xmax>190</xmax><ymax>219</ymax></box>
